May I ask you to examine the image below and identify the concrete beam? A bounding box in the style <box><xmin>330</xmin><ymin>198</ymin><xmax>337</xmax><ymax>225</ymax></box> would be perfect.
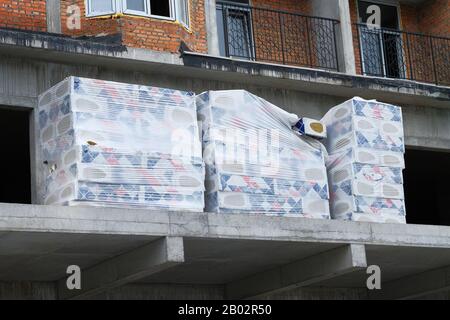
<box><xmin>2</xmin><ymin>204</ymin><xmax>450</xmax><ymax>248</ymax></box>
<box><xmin>225</xmin><ymin>244</ymin><xmax>367</xmax><ymax>300</ymax></box>
<box><xmin>57</xmin><ymin>237</ymin><xmax>184</xmax><ymax>300</ymax></box>
<box><xmin>46</xmin><ymin>0</ymin><xmax>62</xmax><ymax>33</ymax></box>
<box><xmin>370</xmin><ymin>265</ymin><xmax>450</xmax><ymax>300</ymax></box>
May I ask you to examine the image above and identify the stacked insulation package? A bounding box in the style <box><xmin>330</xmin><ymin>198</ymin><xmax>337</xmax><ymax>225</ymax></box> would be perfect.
<box><xmin>197</xmin><ymin>90</ymin><xmax>330</xmax><ymax>218</ymax></box>
<box><xmin>38</xmin><ymin>77</ymin><xmax>204</xmax><ymax>211</ymax></box>
<box><xmin>322</xmin><ymin>97</ymin><xmax>406</xmax><ymax>223</ymax></box>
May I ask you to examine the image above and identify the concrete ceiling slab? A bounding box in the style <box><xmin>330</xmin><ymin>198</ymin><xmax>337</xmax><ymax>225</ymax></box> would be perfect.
<box><xmin>0</xmin><ymin>231</ymin><xmax>158</xmax><ymax>281</ymax></box>
<box><xmin>139</xmin><ymin>240</ymin><xmax>450</xmax><ymax>290</ymax></box>
<box><xmin>312</xmin><ymin>245</ymin><xmax>450</xmax><ymax>288</ymax></box>
<box><xmin>0</xmin><ymin>253</ymin><xmax>112</xmax><ymax>281</ymax></box>
<box><xmin>0</xmin><ymin>204</ymin><xmax>450</xmax><ymax>289</ymax></box>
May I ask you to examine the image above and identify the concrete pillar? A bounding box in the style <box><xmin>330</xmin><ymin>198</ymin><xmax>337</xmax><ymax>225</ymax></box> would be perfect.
<box><xmin>204</xmin><ymin>0</ymin><xmax>220</xmax><ymax>56</ymax></box>
<box><xmin>46</xmin><ymin>0</ymin><xmax>62</xmax><ymax>33</ymax></box>
<box><xmin>338</xmin><ymin>0</ymin><xmax>357</xmax><ymax>75</ymax></box>
<box><xmin>313</xmin><ymin>0</ymin><xmax>356</xmax><ymax>74</ymax></box>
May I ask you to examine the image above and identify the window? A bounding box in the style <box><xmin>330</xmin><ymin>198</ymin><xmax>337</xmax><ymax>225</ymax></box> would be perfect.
<box><xmin>176</xmin><ymin>0</ymin><xmax>189</xmax><ymax>27</ymax></box>
<box><xmin>123</xmin><ymin>0</ymin><xmax>149</xmax><ymax>16</ymax></box>
<box><xmin>358</xmin><ymin>1</ymin><xmax>405</xmax><ymax>79</ymax></box>
<box><xmin>87</xmin><ymin>0</ymin><xmax>188</xmax><ymax>26</ymax></box>
<box><xmin>216</xmin><ymin>0</ymin><xmax>253</xmax><ymax>59</ymax></box>
<box><xmin>87</xmin><ymin>0</ymin><xmax>116</xmax><ymax>16</ymax></box>
<box><xmin>150</xmin><ymin>0</ymin><xmax>173</xmax><ymax>18</ymax></box>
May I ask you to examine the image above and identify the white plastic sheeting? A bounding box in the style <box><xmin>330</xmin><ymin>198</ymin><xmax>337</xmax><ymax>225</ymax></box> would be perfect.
<box><xmin>197</xmin><ymin>90</ymin><xmax>330</xmax><ymax>218</ymax></box>
<box><xmin>322</xmin><ymin>97</ymin><xmax>406</xmax><ymax>223</ymax></box>
<box><xmin>38</xmin><ymin>77</ymin><xmax>204</xmax><ymax>211</ymax></box>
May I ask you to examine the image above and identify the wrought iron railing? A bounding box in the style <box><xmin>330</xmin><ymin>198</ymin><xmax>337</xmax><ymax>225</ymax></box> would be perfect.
<box><xmin>356</xmin><ymin>23</ymin><xmax>450</xmax><ymax>86</ymax></box>
<box><xmin>217</xmin><ymin>1</ymin><xmax>340</xmax><ymax>71</ymax></box>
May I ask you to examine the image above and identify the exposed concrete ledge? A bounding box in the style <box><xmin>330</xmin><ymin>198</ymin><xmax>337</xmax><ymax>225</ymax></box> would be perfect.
<box><xmin>0</xmin><ymin>28</ymin><xmax>448</xmax><ymax>110</ymax></box>
<box><xmin>1</xmin><ymin>203</ymin><xmax>450</xmax><ymax>299</ymax></box>
<box><xmin>181</xmin><ymin>51</ymin><xmax>450</xmax><ymax>109</ymax></box>
<box><xmin>0</xmin><ymin>28</ymin><xmax>183</xmax><ymax>67</ymax></box>
<box><xmin>1</xmin><ymin>203</ymin><xmax>450</xmax><ymax>249</ymax></box>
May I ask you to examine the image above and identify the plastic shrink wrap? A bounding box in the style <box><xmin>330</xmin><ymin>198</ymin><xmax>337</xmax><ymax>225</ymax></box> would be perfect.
<box><xmin>38</xmin><ymin>77</ymin><xmax>204</xmax><ymax>211</ymax></box>
<box><xmin>197</xmin><ymin>90</ymin><xmax>330</xmax><ymax>218</ymax></box>
<box><xmin>322</xmin><ymin>97</ymin><xmax>406</xmax><ymax>223</ymax></box>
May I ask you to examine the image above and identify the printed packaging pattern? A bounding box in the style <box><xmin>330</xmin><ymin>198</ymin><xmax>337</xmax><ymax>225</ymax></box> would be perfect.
<box><xmin>322</xmin><ymin>97</ymin><xmax>406</xmax><ymax>223</ymax></box>
<box><xmin>38</xmin><ymin>77</ymin><xmax>204</xmax><ymax>211</ymax></box>
<box><xmin>197</xmin><ymin>90</ymin><xmax>330</xmax><ymax>218</ymax></box>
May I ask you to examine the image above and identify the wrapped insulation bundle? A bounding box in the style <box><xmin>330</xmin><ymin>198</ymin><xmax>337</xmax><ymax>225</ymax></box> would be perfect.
<box><xmin>322</xmin><ymin>97</ymin><xmax>406</xmax><ymax>223</ymax></box>
<box><xmin>197</xmin><ymin>90</ymin><xmax>330</xmax><ymax>219</ymax></box>
<box><xmin>38</xmin><ymin>77</ymin><xmax>204</xmax><ymax>211</ymax></box>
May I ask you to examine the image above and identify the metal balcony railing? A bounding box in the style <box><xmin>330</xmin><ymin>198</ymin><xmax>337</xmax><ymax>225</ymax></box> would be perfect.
<box><xmin>217</xmin><ymin>1</ymin><xmax>340</xmax><ymax>71</ymax></box>
<box><xmin>356</xmin><ymin>23</ymin><xmax>450</xmax><ymax>86</ymax></box>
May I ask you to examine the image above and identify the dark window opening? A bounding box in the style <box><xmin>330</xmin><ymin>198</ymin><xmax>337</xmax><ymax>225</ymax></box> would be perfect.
<box><xmin>358</xmin><ymin>1</ymin><xmax>404</xmax><ymax>79</ymax></box>
<box><xmin>150</xmin><ymin>0</ymin><xmax>171</xmax><ymax>17</ymax></box>
<box><xmin>0</xmin><ymin>107</ymin><xmax>31</xmax><ymax>204</ymax></box>
<box><xmin>404</xmin><ymin>149</ymin><xmax>450</xmax><ymax>226</ymax></box>
<box><xmin>216</xmin><ymin>0</ymin><xmax>253</xmax><ymax>59</ymax></box>
<box><xmin>358</xmin><ymin>1</ymin><xmax>399</xmax><ymax>29</ymax></box>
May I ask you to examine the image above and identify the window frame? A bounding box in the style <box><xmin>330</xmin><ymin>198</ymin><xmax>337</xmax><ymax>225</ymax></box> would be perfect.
<box><xmin>86</xmin><ymin>0</ymin><xmax>117</xmax><ymax>17</ymax></box>
<box><xmin>148</xmin><ymin>0</ymin><xmax>176</xmax><ymax>21</ymax></box>
<box><xmin>85</xmin><ymin>0</ymin><xmax>188</xmax><ymax>26</ymax></box>
<box><xmin>176</xmin><ymin>0</ymin><xmax>190</xmax><ymax>29</ymax></box>
<box><xmin>122</xmin><ymin>0</ymin><xmax>151</xmax><ymax>17</ymax></box>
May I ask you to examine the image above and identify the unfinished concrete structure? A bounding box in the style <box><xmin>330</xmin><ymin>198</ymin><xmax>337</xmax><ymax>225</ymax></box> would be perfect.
<box><xmin>0</xmin><ymin>0</ymin><xmax>449</xmax><ymax>299</ymax></box>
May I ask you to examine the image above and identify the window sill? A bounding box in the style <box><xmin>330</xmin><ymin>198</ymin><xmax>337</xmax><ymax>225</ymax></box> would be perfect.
<box><xmin>87</xmin><ymin>12</ymin><xmax>175</xmax><ymax>21</ymax></box>
<box><xmin>86</xmin><ymin>13</ymin><xmax>191</xmax><ymax>32</ymax></box>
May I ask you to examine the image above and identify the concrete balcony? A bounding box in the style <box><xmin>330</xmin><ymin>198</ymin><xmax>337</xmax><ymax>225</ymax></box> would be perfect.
<box><xmin>1</xmin><ymin>203</ymin><xmax>450</xmax><ymax>299</ymax></box>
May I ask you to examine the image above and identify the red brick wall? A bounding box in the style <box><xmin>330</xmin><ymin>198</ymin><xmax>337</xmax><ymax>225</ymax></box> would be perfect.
<box><xmin>349</xmin><ymin>0</ymin><xmax>361</xmax><ymax>74</ymax></box>
<box><xmin>250</xmin><ymin>0</ymin><xmax>313</xmax><ymax>66</ymax></box>
<box><xmin>253</xmin><ymin>0</ymin><xmax>311</xmax><ymax>13</ymax></box>
<box><xmin>120</xmin><ymin>0</ymin><xmax>207</xmax><ymax>52</ymax></box>
<box><xmin>61</xmin><ymin>0</ymin><xmax>120</xmax><ymax>37</ymax></box>
<box><xmin>397</xmin><ymin>0</ymin><xmax>450</xmax><ymax>37</ymax></box>
<box><xmin>399</xmin><ymin>4</ymin><xmax>420</xmax><ymax>33</ymax></box>
<box><xmin>415</xmin><ymin>0</ymin><xmax>450</xmax><ymax>84</ymax></box>
<box><xmin>60</xmin><ymin>0</ymin><xmax>207</xmax><ymax>53</ymax></box>
<box><xmin>0</xmin><ymin>0</ymin><xmax>47</xmax><ymax>31</ymax></box>
<box><xmin>417</xmin><ymin>0</ymin><xmax>449</xmax><ymax>36</ymax></box>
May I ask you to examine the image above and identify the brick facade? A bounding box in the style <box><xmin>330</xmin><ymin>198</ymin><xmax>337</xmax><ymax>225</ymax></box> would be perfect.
<box><xmin>0</xmin><ymin>0</ymin><xmax>447</xmax><ymax>79</ymax></box>
<box><xmin>60</xmin><ymin>0</ymin><xmax>207</xmax><ymax>53</ymax></box>
<box><xmin>349</xmin><ymin>0</ymin><xmax>361</xmax><ymax>75</ymax></box>
<box><xmin>350</xmin><ymin>0</ymin><xmax>449</xmax><ymax>76</ymax></box>
<box><xmin>248</xmin><ymin>0</ymin><xmax>316</xmax><ymax>66</ymax></box>
<box><xmin>399</xmin><ymin>4</ymin><xmax>420</xmax><ymax>33</ymax></box>
<box><xmin>0</xmin><ymin>0</ymin><xmax>47</xmax><ymax>32</ymax></box>
<box><xmin>254</xmin><ymin>0</ymin><xmax>311</xmax><ymax>13</ymax></box>
<box><xmin>415</xmin><ymin>0</ymin><xmax>449</xmax><ymax>36</ymax></box>
<box><xmin>398</xmin><ymin>0</ymin><xmax>449</xmax><ymax>37</ymax></box>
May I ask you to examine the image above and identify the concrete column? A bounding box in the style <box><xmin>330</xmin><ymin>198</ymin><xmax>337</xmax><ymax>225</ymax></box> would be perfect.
<box><xmin>204</xmin><ymin>0</ymin><xmax>220</xmax><ymax>56</ymax></box>
<box><xmin>338</xmin><ymin>0</ymin><xmax>357</xmax><ymax>74</ymax></box>
<box><xmin>46</xmin><ymin>0</ymin><xmax>62</xmax><ymax>33</ymax></box>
